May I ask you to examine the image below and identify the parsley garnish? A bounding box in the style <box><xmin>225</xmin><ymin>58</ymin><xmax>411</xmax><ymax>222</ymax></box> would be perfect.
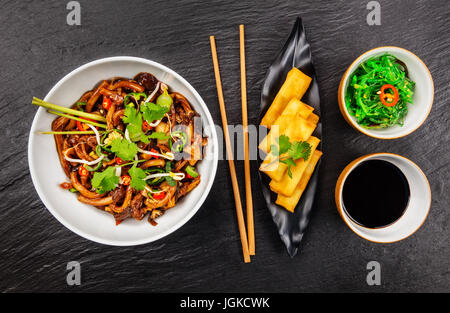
<box><xmin>271</xmin><ymin>135</ymin><xmax>312</xmax><ymax>178</ymax></box>
<box><xmin>140</xmin><ymin>102</ymin><xmax>169</xmax><ymax>124</ymax></box>
<box><xmin>91</xmin><ymin>166</ymin><xmax>119</xmax><ymax>194</ymax></box>
<box><xmin>148</xmin><ymin>131</ymin><xmax>170</xmax><ymax>140</ymax></box>
<box><xmin>122</xmin><ymin>106</ymin><xmax>149</xmax><ymax>143</ymax></box>
<box><xmin>123</xmin><ymin>92</ymin><xmax>147</xmax><ymax>106</ymax></box>
<box><xmin>110</xmin><ymin>138</ymin><xmax>138</xmax><ymax>161</ymax></box>
<box><xmin>128</xmin><ymin>165</ymin><xmax>147</xmax><ymax>190</ymax></box>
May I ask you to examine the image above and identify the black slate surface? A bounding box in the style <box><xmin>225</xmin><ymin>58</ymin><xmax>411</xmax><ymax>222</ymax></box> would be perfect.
<box><xmin>0</xmin><ymin>0</ymin><xmax>449</xmax><ymax>292</ymax></box>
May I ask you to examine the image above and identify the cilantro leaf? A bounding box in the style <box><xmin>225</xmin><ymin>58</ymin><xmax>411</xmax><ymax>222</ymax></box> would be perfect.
<box><xmin>122</xmin><ymin>106</ymin><xmax>149</xmax><ymax>143</ymax></box>
<box><xmin>272</xmin><ymin>135</ymin><xmax>312</xmax><ymax>179</ymax></box>
<box><xmin>280</xmin><ymin>158</ymin><xmax>296</xmax><ymax>178</ymax></box>
<box><xmin>91</xmin><ymin>167</ymin><xmax>119</xmax><ymax>194</ymax></box>
<box><xmin>141</xmin><ymin>102</ymin><xmax>169</xmax><ymax>124</ymax></box>
<box><xmin>277</xmin><ymin>135</ymin><xmax>291</xmax><ymax>155</ymax></box>
<box><xmin>122</xmin><ymin>105</ymin><xmax>140</xmax><ymax>125</ymax></box>
<box><xmin>288</xmin><ymin>141</ymin><xmax>311</xmax><ymax>161</ymax></box>
<box><xmin>128</xmin><ymin>165</ymin><xmax>147</xmax><ymax>190</ymax></box>
<box><xmin>271</xmin><ymin>135</ymin><xmax>291</xmax><ymax>157</ymax></box>
<box><xmin>148</xmin><ymin>131</ymin><xmax>170</xmax><ymax>140</ymax></box>
<box><xmin>110</xmin><ymin>138</ymin><xmax>138</xmax><ymax>161</ymax></box>
<box><xmin>123</xmin><ymin>92</ymin><xmax>147</xmax><ymax>106</ymax></box>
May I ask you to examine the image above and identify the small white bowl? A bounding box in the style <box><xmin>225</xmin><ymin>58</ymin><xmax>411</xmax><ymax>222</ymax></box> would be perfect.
<box><xmin>335</xmin><ymin>153</ymin><xmax>431</xmax><ymax>243</ymax></box>
<box><xmin>338</xmin><ymin>46</ymin><xmax>434</xmax><ymax>139</ymax></box>
<box><xmin>28</xmin><ymin>56</ymin><xmax>219</xmax><ymax>246</ymax></box>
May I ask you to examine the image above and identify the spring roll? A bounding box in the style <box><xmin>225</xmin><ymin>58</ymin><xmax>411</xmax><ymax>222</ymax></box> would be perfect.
<box><xmin>259</xmin><ymin>119</ymin><xmax>317</xmax><ymax>181</ymax></box>
<box><xmin>259</xmin><ymin>98</ymin><xmax>313</xmax><ymax>154</ymax></box>
<box><xmin>269</xmin><ymin>136</ymin><xmax>320</xmax><ymax>196</ymax></box>
<box><xmin>261</xmin><ymin>68</ymin><xmax>312</xmax><ymax>128</ymax></box>
<box><xmin>276</xmin><ymin>150</ymin><xmax>323</xmax><ymax>212</ymax></box>
<box><xmin>307</xmin><ymin>112</ymin><xmax>319</xmax><ymax>125</ymax></box>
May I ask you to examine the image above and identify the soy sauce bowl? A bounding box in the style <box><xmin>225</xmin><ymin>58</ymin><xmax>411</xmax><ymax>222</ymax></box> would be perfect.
<box><xmin>338</xmin><ymin>46</ymin><xmax>434</xmax><ymax>139</ymax></box>
<box><xmin>335</xmin><ymin>153</ymin><xmax>431</xmax><ymax>243</ymax></box>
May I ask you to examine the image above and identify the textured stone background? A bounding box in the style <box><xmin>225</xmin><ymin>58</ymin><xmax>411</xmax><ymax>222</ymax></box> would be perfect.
<box><xmin>0</xmin><ymin>0</ymin><xmax>448</xmax><ymax>292</ymax></box>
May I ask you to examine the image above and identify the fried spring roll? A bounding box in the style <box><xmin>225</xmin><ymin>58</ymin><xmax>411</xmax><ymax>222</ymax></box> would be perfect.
<box><xmin>276</xmin><ymin>150</ymin><xmax>322</xmax><ymax>212</ymax></box>
<box><xmin>261</xmin><ymin>68</ymin><xmax>312</xmax><ymax>128</ymax></box>
<box><xmin>269</xmin><ymin>136</ymin><xmax>320</xmax><ymax>196</ymax></box>
<box><xmin>307</xmin><ymin>112</ymin><xmax>319</xmax><ymax>125</ymax></box>
<box><xmin>259</xmin><ymin>98</ymin><xmax>313</xmax><ymax>154</ymax></box>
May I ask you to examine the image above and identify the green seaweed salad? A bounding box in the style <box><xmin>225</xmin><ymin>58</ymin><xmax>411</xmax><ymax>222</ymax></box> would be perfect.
<box><xmin>345</xmin><ymin>54</ymin><xmax>415</xmax><ymax>128</ymax></box>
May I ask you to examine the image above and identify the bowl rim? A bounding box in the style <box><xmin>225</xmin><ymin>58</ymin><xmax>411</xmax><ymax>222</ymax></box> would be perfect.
<box><xmin>338</xmin><ymin>46</ymin><xmax>434</xmax><ymax>140</ymax></box>
<box><xmin>28</xmin><ymin>56</ymin><xmax>219</xmax><ymax>246</ymax></box>
<box><xmin>334</xmin><ymin>152</ymin><xmax>431</xmax><ymax>243</ymax></box>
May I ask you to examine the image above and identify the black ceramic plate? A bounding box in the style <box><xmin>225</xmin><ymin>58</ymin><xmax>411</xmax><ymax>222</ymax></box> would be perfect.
<box><xmin>258</xmin><ymin>17</ymin><xmax>322</xmax><ymax>257</ymax></box>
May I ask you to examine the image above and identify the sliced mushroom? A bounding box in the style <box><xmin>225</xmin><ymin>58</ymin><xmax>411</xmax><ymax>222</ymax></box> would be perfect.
<box><xmin>77</xmin><ymin>195</ymin><xmax>113</xmax><ymax>206</ymax></box>
<box><xmin>111</xmin><ymin>186</ymin><xmax>133</xmax><ymax>213</ymax></box>
<box><xmin>105</xmin><ymin>101</ymin><xmax>116</xmax><ymax>130</ymax></box>
<box><xmin>176</xmin><ymin>176</ymin><xmax>201</xmax><ymax>201</ymax></box>
<box><xmin>144</xmin><ymin>182</ymin><xmax>177</xmax><ymax>210</ymax></box>
<box><xmin>148</xmin><ymin>209</ymin><xmax>163</xmax><ymax>226</ymax></box>
<box><xmin>109</xmin><ymin>80</ymin><xmax>145</xmax><ymax>93</ymax></box>
<box><xmin>52</xmin><ymin>116</ymin><xmax>71</xmax><ymax>176</ymax></box>
<box><xmin>86</xmin><ymin>81</ymin><xmax>108</xmax><ymax>112</ymax></box>
<box><xmin>130</xmin><ymin>193</ymin><xmax>145</xmax><ymax>220</ymax></box>
<box><xmin>140</xmin><ymin>159</ymin><xmax>165</xmax><ymax>169</ymax></box>
<box><xmin>70</xmin><ymin>171</ymin><xmax>102</xmax><ymax>199</ymax></box>
<box><xmin>112</xmin><ymin>109</ymin><xmax>125</xmax><ymax>126</ymax></box>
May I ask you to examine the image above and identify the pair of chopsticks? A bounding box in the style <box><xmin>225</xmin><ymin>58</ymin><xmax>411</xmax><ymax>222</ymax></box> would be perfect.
<box><xmin>210</xmin><ymin>25</ymin><xmax>255</xmax><ymax>263</ymax></box>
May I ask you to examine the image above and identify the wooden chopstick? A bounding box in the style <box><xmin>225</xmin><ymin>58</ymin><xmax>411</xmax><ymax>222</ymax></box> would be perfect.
<box><xmin>210</xmin><ymin>35</ymin><xmax>251</xmax><ymax>263</ymax></box>
<box><xmin>239</xmin><ymin>25</ymin><xmax>255</xmax><ymax>256</ymax></box>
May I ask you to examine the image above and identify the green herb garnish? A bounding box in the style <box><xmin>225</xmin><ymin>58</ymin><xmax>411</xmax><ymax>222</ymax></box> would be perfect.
<box><xmin>148</xmin><ymin>131</ymin><xmax>170</xmax><ymax>140</ymax></box>
<box><xmin>110</xmin><ymin>138</ymin><xmax>138</xmax><ymax>161</ymax></box>
<box><xmin>122</xmin><ymin>105</ymin><xmax>149</xmax><ymax>143</ymax></box>
<box><xmin>141</xmin><ymin>102</ymin><xmax>169</xmax><ymax>124</ymax></box>
<box><xmin>91</xmin><ymin>166</ymin><xmax>120</xmax><ymax>194</ymax></box>
<box><xmin>128</xmin><ymin>165</ymin><xmax>147</xmax><ymax>190</ymax></box>
<box><xmin>271</xmin><ymin>135</ymin><xmax>312</xmax><ymax>178</ymax></box>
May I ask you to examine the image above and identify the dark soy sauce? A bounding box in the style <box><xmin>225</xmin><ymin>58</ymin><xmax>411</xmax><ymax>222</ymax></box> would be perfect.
<box><xmin>342</xmin><ymin>159</ymin><xmax>410</xmax><ymax>228</ymax></box>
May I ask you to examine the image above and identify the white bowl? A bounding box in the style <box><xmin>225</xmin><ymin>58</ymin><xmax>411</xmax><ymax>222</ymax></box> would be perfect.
<box><xmin>28</xmin><ymin>56</ymin><xmax>219</xmax><ymax>246</ymax></box>
<box><xmin>335</xmin><ymin>153</ymin><xmax>431</xmax><ymax>243</ymax></box>
<box><xmin>338</xmin><ymin>46</ymin><xmax>434</xmax><ymax>139</ymax></box>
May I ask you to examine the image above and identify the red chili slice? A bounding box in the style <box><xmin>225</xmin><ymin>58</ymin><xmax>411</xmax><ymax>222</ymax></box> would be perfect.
<box><xmin>153</xmin><ymin>191</ymin><xmax>166</xmax><ymax>200</ymax></box>
<box><xmin>78</xmin><ymin>166</ymin><xmax>89</xmax><ymax>177</ymax></box>
<box><xmin>102</xmin><ymin>96</ymin><xmax>112</xmax><ymax>110</ymax></box>
<box><xmin>379</xmin><ymin>84</ymin><xmax>399</xmax><ymax>107</ymax></box>
<box><xmin>150</xmin><ymin>148</ymin><xmax>159</xmax><ymax>159</ymax></box>
<box><xmin>142</xmin><ymin>121</ymin><xmax>152</xmax><ymax>131</ymax></box>
<box><xmin>76</xmin><ymin>117</ymin><xmax>97</xmax><ymax>131</ymax></box>
<box><xmin>121</xmin><ymin>175</ymin><xmax>131</xmax><ymax>186</ymax></box>
<box><xmin>115</xmin><ymin>157</ymin><xmax>124</xmax><ymax>165</ymax></box>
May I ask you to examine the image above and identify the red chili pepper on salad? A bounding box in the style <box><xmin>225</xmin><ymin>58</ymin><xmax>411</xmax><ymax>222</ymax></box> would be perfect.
<box><xmin>379</xmin><ymin>84</ymin><xmax>399</xmax><ymax>107</ymax></box>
